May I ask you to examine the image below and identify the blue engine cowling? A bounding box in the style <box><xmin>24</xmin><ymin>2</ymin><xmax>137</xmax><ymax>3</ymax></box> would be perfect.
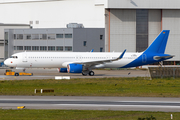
<box><xmin>58</xmin><ymin>68</ymin><xmax>68</xmax><ymax>73</ymax></box>
<box><xmin>67</xmin><ymin>64</ymin><xmax>83</xmax><ymax>73</ymax></box>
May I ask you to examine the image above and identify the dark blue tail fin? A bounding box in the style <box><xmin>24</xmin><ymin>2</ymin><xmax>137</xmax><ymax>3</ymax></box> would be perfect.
<box><xmin>145</xmin><ymin>30</ymin><xmax>170</xmax><ymax>54</ymax></box>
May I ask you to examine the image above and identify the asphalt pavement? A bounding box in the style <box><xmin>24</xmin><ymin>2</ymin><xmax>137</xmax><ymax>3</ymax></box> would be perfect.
<box><xmin>0</xmin><ymin>68</ymin><xmax>150</xmax><ymax>80</ymax></box>
<box><xmin>0</xmin><ymin>96</ymin><xmax>180</xmax><ymax>112</ymax></box>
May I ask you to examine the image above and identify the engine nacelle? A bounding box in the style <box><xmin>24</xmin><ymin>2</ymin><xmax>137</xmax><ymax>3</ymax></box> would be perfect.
<box><xmin>67</xmin><ymin>64</ymin><xmax>83</xmax><ymax>73</ymax></box>
<box><xmin>58</xmin><ymin>68</ymin><xmax>68</xmax><ymax>73</ymax></box>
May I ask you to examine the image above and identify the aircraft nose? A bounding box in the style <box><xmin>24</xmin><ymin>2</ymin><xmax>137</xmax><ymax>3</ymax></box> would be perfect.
<box><xmin>4</xmin><ymin>59</ymin><xmax>8</xmax><ymax>66</ymax></box>
<box><xmin>4</xmin><ymin>59</ymin><xmax>11</xmax><ymax>66</ymax></box>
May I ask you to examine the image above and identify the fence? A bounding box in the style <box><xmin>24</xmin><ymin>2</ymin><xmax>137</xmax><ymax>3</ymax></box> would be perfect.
<box><xmin>148</xmin><ymin>67</ymin><xmax>180</xmax><ymax>79</ymax></box>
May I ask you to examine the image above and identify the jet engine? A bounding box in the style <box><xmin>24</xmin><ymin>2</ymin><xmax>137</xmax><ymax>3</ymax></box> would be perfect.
<box><xmin>67</xmin><ymin>64</ymin><xmax>83</xmax><ymax>73</ymax></box>
<box><xmin>57</xmin><ymin>68</ymin><xmax>68</xmax><ymax>73</ymax></box>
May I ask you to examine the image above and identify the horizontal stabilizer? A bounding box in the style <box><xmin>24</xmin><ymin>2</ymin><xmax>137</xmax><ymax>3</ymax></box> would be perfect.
<box><xmin>154</xmin><ymin>55</ymin><xmax>174</xmax><ymax>60</ymax></box>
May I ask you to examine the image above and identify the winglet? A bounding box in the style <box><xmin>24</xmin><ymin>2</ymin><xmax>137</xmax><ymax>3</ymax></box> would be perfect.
<box><xmin>90</xmin><ymin>49</ymin><xmax>94</xmax><ymax>52</ymax></box>
<box><xmin>112</xmin><ymin>49</ymin><xmax>126</xmax><ymax>61</ymax></box>
<box><xmin>119</xmin><ymin>49</ymin><xmax>126</xmax><ymax>59</ymax></box>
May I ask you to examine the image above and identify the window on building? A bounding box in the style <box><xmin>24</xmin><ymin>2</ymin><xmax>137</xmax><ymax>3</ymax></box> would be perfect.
<box><xmin>100</xmin><ymin>35</ymin><xmax>103</xmax><ymax>40</ymax></box>
<box><xmin>48</xmin><ymin>34</ymin><xmax>55</xmax><ymax>40</ymax></box>
<box><xmin>16</xmin><ymin>34</ymin><xmax>23</xmax><ymax>39</ymax></box>
<box><xmin>32</xmin><ymin>34</ymin><xmax>39</xmax><ymax>40</ymax></box>
<box><xmin>24</xmin><ymin>46</ymin><xmax>31</xmax><ymax>50</ymax></box>
<box><xmin>100</xmin><ymin>47</ymin><xmax>103</xmax><ymax>52</ymax></box>
<box><xmin>48</xmin><ymin>46</ymin><xmax>55</xmax><ymax>51</ymax></box>
<box><xmin>65</xmin><ymin>46</ymin><xmax>72</xmax><ymax>51</ymax></box>
<box><xmin>56</xmin><ymin>34</ymin><xmax>63</xmax><ymax>38</ymax></box>
<box><xmin>32</xmin><ymin>46</ymin><xmax>39</xmax><ymax>50</ymax></box>
<box><xmin>83</xmin><ymin>41</ymin><xmax>87</xmax><ymax>46</ymax></box>
<box><xmin>14</xmin><ymin>46</ymin><xmax>16</xmax><ymax>50</ymax></box>
<box><xmin>56</xmin><ymin>46</ymin><xmax>63</xmax><ymax>51</ymax></box>
<box><xmin>40</xmin><ymin>34</ymin><xmax>47</xmax><ymax>40</ymax></box>
<box><xmin>17</xmin><ymin>46</ymin><xmax>23</xmax><ymax>50</ymax></box>
<box><xmin>65</xmin><ymin>34</ymin><xmax>72</xmax><ymax>38</ymax></box>
<box><xmin>24</xmin><ymin>34</ymin><xmax>31</xmax><ymax>40</ymax></box>
<box><xmin>40</xmin><ymin>46</ymin><xmax>47</xmax><ymax>51</ymax></box>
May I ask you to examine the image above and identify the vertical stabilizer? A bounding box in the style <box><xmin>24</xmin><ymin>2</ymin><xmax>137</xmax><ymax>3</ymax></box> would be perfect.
<box><xmin>145</xmin><ymin>30</ymin><xmax>170</xmax><ymax>54</ymax></box>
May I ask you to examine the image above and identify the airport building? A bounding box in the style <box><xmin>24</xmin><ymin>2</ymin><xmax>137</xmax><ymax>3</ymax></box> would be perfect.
<box><xmin>0</xmin><ymin>23</ymin><xmax>31</xmax><ymax>62</ymax></box>
<box><xmin>4</xmin><ymin>26</ymin><xmax>104</xmax><ymax>59</ymax></box>
<box><xmin>105</xmin><ymin>0</ymin><xmax>180</xmax><ymax>65</ymax></box>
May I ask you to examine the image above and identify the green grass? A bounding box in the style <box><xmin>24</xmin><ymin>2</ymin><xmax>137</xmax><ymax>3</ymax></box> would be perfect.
<box><xmin>0</xmin><ymin>109</ymin><xmax>179</xmax><ymax>120</ymax></box>
<box><xmin>0</xmin><ymin>77</ymin><xmax>180</xmax><ymax>97</ymax></box>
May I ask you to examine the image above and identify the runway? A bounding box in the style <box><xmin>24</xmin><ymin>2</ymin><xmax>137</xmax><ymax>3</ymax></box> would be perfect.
<box><xmin>0</xmin><ymin>96</ymin><xmax>180</xmax><ymax>112</ymax></box>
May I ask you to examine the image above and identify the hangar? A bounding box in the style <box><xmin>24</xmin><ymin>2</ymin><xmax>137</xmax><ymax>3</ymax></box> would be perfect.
<box><xmin>105</xmin><ymin>0</ymin><xmax>180</xmax><ymax>65</ymax></box>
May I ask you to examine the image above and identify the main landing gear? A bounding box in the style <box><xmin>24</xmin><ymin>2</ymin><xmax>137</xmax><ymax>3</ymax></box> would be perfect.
<box><xmin>82</xmin><ymin>71</ymin><xmax>95</xmax><ymax>76</ymax></box>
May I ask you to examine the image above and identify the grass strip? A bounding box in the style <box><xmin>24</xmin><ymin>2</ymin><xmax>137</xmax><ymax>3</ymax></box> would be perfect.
<box><xmin>0</xmin><ymin>77</ymin><xmax>180</xmax><ymax>97</ymax></box>
<box><xmin>0</xmin><ymin>109</ymin><xmax>180</xmax><ymax>120</ymax></box>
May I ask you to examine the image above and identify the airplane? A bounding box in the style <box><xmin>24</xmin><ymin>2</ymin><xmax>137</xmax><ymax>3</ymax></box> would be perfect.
<box><xmin>4</xmin><ymin>30</ymin><xmax>174</xmax><ymax>76</ymax></box>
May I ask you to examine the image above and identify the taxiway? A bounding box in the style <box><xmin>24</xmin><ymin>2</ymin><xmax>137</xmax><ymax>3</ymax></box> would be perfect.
<box><xmin>0</xmin><ymin>68</ymin><xmax>150</xmax><ymax>80</ymax></box>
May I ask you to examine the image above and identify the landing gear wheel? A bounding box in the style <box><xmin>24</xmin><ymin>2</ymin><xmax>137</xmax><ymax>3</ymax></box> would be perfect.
<box><xmin>82</xmin><ymin>72</ymin><xmax>87</xmax><ymax>76</ymax></box>
<box><xmin>89</xmin><ymin>71</ymin><xmax>94</xmax><ymax>76</ymax></box>
<box><xmin>15</xmin><ymin>73</ymin><xmax>19</xmax><ymax>76</ymax></box>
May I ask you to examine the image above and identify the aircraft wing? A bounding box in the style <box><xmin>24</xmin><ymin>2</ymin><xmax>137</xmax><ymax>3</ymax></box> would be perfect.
<box><xmin>74</xmin><ymin>49</ymin><xmax>126</xmax><ymax>66</ymax></box>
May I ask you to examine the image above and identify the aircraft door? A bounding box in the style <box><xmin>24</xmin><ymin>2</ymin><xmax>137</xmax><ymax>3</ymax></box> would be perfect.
<box><xmin>22</xmin><ymin>53</ymin><xmax>27</xmax><ymax>62</ymax></box>
<box><xmin>142</xmin><ymin>54</ymin><xmax>147</xmax><ymax>63</ymax></box>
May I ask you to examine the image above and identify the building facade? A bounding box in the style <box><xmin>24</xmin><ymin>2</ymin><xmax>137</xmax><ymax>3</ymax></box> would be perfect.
<box><xmin>5</xmin><ymin>28</ymin><xmax>104</xmax><ymax>59</ymax></box>
<box><xmin>105</xmin><ymin>0</ymin><xmax>180</xmax><ymax>64</ymax></box>
<box><xmin>0</xmin><ymin>24</ymin><xmax>31</xmax><ymax>62</ymax></box>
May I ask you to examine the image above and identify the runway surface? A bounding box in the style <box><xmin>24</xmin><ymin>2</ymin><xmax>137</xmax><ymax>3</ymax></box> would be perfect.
<box><xmin>0</xmin><ymin>96</ymin><xmax>180</xmax><ymax>112</ymax></box>
<box><xmin>0</xmin><ymin>68</ymin><xmax>150</xmax><ymax>80</ymax></box>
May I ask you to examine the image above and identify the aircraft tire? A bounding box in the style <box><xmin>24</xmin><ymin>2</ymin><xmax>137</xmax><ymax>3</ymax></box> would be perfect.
<box><xmin>82</xmin><ymin>72</ymin><xmax>87</xmax><ymax>76</ymax></box>
<box><xmin>89</xmin><ymin>71</ymin><xmax>94</xmax><ymax>76</ymax></box>
<box><xmin>15</xmin><ymin>73</ymin><xmax>19</xmax><ymax>76</ymax></box>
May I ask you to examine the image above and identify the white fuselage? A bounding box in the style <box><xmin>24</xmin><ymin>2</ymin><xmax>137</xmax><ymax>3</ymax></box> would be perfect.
<box><xmin>4</xmin><ymin>52</ymin><xmax>142</xmax><ymax>69</ymax></box>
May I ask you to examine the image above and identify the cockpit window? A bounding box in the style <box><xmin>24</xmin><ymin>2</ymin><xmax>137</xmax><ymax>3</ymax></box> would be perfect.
<box><xmin>11</xmin><ymin>56</ymin><xmax>18</xmax><ymax>59</ymax></box>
